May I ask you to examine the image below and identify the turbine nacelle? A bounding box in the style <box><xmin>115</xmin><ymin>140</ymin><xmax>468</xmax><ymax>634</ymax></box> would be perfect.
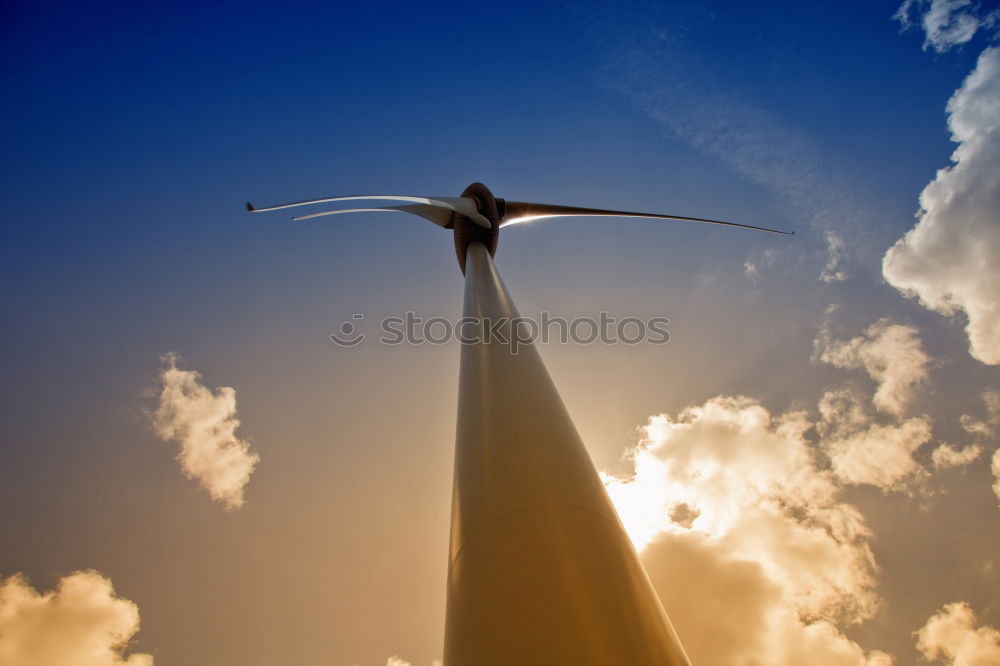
<box><xmin>452</xmin><ymin>182</ymin><xmax>501</xmax><ymax>274</ymax></box>
<box><xmin>246</xmin><ymin>182</ymin><xmax>793</xmax><ymax>272</ymax></box>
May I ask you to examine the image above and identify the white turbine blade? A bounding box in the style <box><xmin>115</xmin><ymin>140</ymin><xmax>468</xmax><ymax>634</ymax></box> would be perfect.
<box><xmin>292</xmin><ymin>207</ymin><xmax>404</xmax><ymax>221</ymax></box>
<box><xmin>384</xmin><ymin>204</ymin><xmax>455</xmax><ymax>227</ymax></box>
<box><xmin>499</xmin><ymin>201</ymin><xmax>793</xmax><ymax>235</ymax></box>
<box><xmin>248</xmin><ymin>194</ymin><xmax>491</xmax><ymax>228</ymax></box>
<box><xmin>291</xmin><ymin>204</ymin><xmax>453</xmax><ymax>227</ymax></box>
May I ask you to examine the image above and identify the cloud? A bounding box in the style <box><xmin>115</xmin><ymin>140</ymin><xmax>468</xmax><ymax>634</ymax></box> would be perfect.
<box><xmin>931</xmin><ymin>442</ymin><xmax>984</xmax><ymax>468</ymax></box>
<box><xmin>0</xmin><ymin>571</ymin><xmax>152</xmax><ymax>666</ymax></box>
<box><xmin>916</xmin><ymin>601</ymin><xmax>1000</xmax><ymax>664</ymax></box>
<box><xmin>745</xmin><ymin>249</ymin><xmax>778</xmax><ymax>283</ymax></box>
<box><xmin>640</xmin><ymin>533</ymin><xmax>892</xmax><ymax>666</ymax></box>
<box><xmin>743</xmin><ymin>261</ymin><xmax>762</xmax><ymax>282</ymax></box>
<box><xmin>817</xmin><ymin>388</ymin><xmax>933</xmax><ymax>491</ymax></box>
<box><xmin>603</xmin><ymin>396</ymin><xmax>891</xmax><ymax>665</ymax></box>
<box><xmin>993</xmin><ymin>449</ymin><xmax>1000</xmax><ymax>507</ymax></box>
<box><xmin>815</xmin><ymin>315</ymin><xmax>931</xmax><ymax>416</ymax></box>
<box><xmin>894</xmin><ymin>0</ymin><xmax>999</xmax><ymax>52</ymax></box>
<box><xmin>150</xmin><ymin>353</ymin><xmax>259</xmax><ymax>509</ymax></box>
<box><xmin>960</xmin><ymin>389</ymin><xmax>1000</xmax><ymax>437</ymax></box>
<box><xmin>386</xmin><ymin>658</ymin><xmax>441</xmax><ymax>666</ymax></box>
<box><xmin>825</xmin><ymin>421</ymin><xmax>930</xmax><ymax>489</ymax></box>
<box><xmin>813</xmin><ymin>315</ymin><xmax>936</xmax><ymax>492</ymax></box>
<box><xmin>821</xmin><ymin>231</ymin><xmax>849</xmax><ymax>284</ymax></box>
<box><xmin>883</xmin><ymin>47</ymin><xmax>1000</xmax><ymax>365</ymax></box>
<box><xmin>956</xmin><ymin>390</ymin><xmax>1000</xmax><ymax>505</ymax></box>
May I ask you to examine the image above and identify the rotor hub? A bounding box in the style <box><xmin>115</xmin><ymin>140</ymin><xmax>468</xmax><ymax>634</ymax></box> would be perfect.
<box><xmin>453</xmin><ymin>182</ymin><xmax>501</xmax><ymax>274</ymax></box>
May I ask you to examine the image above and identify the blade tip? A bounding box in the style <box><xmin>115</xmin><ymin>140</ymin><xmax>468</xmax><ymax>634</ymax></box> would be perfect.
<box><xmin>245</xmin><ymin>202</ymin><xmax>255</xmax><ymax>212</ymax></box>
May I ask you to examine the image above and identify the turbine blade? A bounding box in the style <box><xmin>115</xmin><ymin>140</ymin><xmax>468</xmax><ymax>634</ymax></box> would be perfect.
<box><xmin>499</xmin><ymin>201</ymin><xmax>793</xmax><ymax>235</ymax></box>
<box><xmin>246</xmin><ymin>194</ymin><xmax>490</xmax><ymax>228</ymax></box>
<box><xmin>291</xmin><ymin>204</ymin><xmax>453</xmax><ymax>227</ymax></box>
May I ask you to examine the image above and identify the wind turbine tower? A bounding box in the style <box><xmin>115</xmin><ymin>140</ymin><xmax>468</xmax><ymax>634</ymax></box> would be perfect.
<box><xmin>248</xmin><ymin>182</ymin><xmax>791</xmax><ymax>665</ymax></box>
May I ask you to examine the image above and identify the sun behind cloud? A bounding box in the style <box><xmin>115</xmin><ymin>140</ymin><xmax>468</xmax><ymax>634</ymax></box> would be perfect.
<box><xmin>603</xmin><ymin>395</ymin><xmax>891</xmax><ymax>664</ymax></box>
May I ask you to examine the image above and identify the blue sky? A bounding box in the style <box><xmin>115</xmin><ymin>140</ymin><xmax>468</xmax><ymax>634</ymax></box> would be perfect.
<box><xmin>2</xmin><ymin>0</ymin><xmax>979</xmax><ymax>394</ymax></box>
<box><xmin>2</xmin><ymin>1</ymin><xmax>1000</xmax><ymax>665</ymax></box>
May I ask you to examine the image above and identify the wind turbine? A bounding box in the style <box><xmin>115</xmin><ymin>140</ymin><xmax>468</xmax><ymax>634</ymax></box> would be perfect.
<box><xmin>248</xmin><ymin>182</ymin><xmax>791</xmax><ymax>665</ymax></box>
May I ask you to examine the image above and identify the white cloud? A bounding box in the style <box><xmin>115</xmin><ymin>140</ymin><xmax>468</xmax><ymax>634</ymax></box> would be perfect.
<box><xmin>961</xmin><ymin>416</ymin><xmax>995</xmax><ymax>438</ymax></box>
<box><xmin>817</xmin><ymin>386</ymin><xmax>871</xmax><ymax>433</ymax></box>
<box><xmin>0</xmin><ymin>571</ymin><xmax>152</xmax><ymax>666</ymax></box>
<box><xmin>603</xmin><ymin>397</ymin><xmax>891</xmax><ymax>665</ymax></box>
<box><xmin>931</xmin><ymin>442</ymin><xmax>984</xmax><ymax>468</ymax></box>
<box><xmin>916</xmin><ymin>601</ymin><xmax>1000</xmax><ymax>664</ymax></box>
<box><xmin>894</xmin><ymin>0</ymin><xmax>999</xmax><ymax>52</ymax></box>
<box><xmin>744</xmin><ymin>249</ymin><xmax>780</xmax><ymax>283</ymax></box>
<box><xmin>818</xmin><ymin>388</ymin><xmax>932</xmax><ymax>491</ymax></box>
<box><xmin>957</xmin><ymin>390</ymin><xmax>1000</xmax><ymax>505</ymax></box>
<box><xmin>150</xmin><ymin>353</ymin><xmax>259</xmax><ymax>510</ymax></box>
<box><xmin>821</xmin><ymin>231</ymin><xmax>849</xmax><ymax>284</ymax></box>
<box><xmin>828</xmin><ymin>418</ymin><xmax>932</xmax><ymax>490</ymax></box>
<box><xmin>960</xmin><ymin>389</ymin><xmax>1000</xmax><ymax>437</ymax></box>
<box><xmin>883</xmin><ymin>47</ymin><xmax>1000</xmax><ymax>365</ymax></box>
<box><xmin>816</xmin><ymin>315</ymin><xmax>931</xmax><ymax>416</ymax></box>
<box><xmin>992</xmin><ymin>449</ymin><xmax>1000</xmax><ymax>507</ymax></box>
<box><xmin>386</xmin><ymin>658</ymin><xmax>441</xmax><ymax>666</ymax></box>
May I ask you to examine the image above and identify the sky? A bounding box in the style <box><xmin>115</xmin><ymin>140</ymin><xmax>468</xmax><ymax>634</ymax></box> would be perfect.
<box><xmin>1</xmin><ymin>0</ymin><xmax>1000</xmax><ymax>664</ymax></box>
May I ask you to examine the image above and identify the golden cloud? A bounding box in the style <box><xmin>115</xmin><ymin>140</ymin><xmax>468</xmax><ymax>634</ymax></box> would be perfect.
<box><xmin>0</xmin><ymin>571</ymin><xmax>152</xmax><ymax>666</ymax></box>
<box><xmin>151</xmin><ymin>353</ymin><xmax>259</xmax><ymax>510</ymax></box>
<box><xmin>604</xmin><ymin>396</ymin><xmax>891</xmax><ymax>664</ymax></box>
<box><xmin>916</xmin><ymin>601</ymin><xmax>1000</xmax><ymax>664</ymax></box>
<box><xmin>815</xmin><ymin>316</ymin><xmax>930</xmax><ymax>417</ymax></box>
